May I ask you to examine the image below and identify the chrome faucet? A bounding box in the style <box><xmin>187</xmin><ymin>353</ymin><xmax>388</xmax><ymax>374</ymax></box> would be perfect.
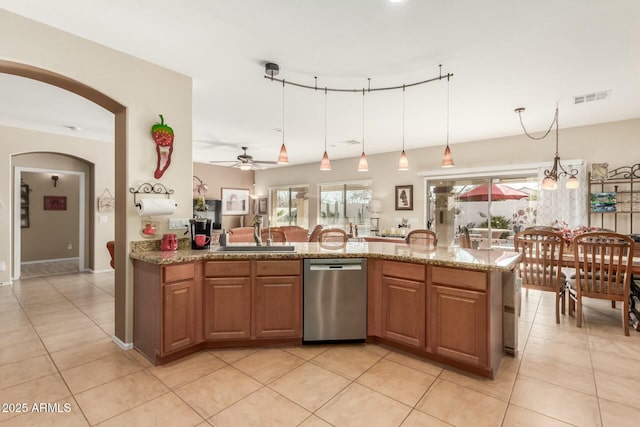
<box><xmin>253</xmin><ymin>215</ymin><xmax>263</xmax><ymax>246</ymax></box>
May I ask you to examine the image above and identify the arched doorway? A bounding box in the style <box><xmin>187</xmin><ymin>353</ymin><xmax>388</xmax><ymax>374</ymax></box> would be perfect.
<box><xmin>0</xmin><ymin>60</ymin><xmax>128</xmax><ymax>346</ymax></box>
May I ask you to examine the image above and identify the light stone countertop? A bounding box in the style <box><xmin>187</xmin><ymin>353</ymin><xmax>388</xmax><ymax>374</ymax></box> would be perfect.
<box><xmin>130</xmin><ymin>241</ymin><xmax>522</xmax><ymax>272</ymax></box>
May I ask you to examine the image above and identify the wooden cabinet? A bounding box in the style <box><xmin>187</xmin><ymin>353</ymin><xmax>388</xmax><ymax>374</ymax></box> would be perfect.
<box><xmin>428</xmin><ymin>266</ymin><xmax>488</xmax><ymax>367</ymax></box>
<box><xmin>203</xmin><ymin>259</ymin><xmax>302</xmax><ymax>341</ymax></box>
<box><xmin>380</xmin><ymin>260</ymin><xmax>426</xmax><ymax>348</ymax></box>
<box><xmin>163</xmin><ymin>279</ymin><xmax>196</xmax><ymax>353</ymax></box>
<box><xmin>254</xmin><ymin>260</ymin><xmax>301</xmax><ymax>339</ymax></box>
<box><xmin>204</xmin><ymin>261</ymin><xmax>251</xmax><ymax>340</ymax></box>
<box><xmin>133</xmin><ymin>261</ymin><xmax>202</xmax><ymax>363</ymax></box>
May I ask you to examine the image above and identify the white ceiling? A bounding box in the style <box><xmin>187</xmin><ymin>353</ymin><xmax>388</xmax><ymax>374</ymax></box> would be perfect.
<box><xmin>2</xmin><ymin>0</ymin><xmax>639</xmax><ymax>167</ymax></box>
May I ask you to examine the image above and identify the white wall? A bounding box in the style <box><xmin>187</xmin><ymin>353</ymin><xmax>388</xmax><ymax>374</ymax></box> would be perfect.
<box><xmin>256</xmin><ymin>118</ymin><xmax>640</xmax><ymax>232</ymax></box>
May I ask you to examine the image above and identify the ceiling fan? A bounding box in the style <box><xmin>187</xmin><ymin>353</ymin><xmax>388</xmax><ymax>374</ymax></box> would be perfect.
<box><xmin>209</xmin><ymin>146</ymin><xmax>277</xmax><ymax>170</ymax></box>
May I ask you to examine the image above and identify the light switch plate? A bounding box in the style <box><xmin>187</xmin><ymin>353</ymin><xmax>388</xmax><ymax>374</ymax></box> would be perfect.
<box><xmin>99</xmin><ymin>215</ymin><xmax>108</xmax><ymax>223</ymax></box>
<box><xmin>170</xmin><ymin>218</ymin><xmax>190</xmax><ymax>230</ymax></box>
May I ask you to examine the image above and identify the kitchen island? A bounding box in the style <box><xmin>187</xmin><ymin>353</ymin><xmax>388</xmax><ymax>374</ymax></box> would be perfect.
<box><xmin>131</xmin><ymin>242</ymin><xmax>521</xmax><ymax>378</ymax></box>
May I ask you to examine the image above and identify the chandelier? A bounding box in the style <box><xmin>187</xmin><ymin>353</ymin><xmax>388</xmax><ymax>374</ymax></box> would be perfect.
<box><xmin>515</xmin><ymin>105</ymin><xmax>579</xmax><ymax>190</ymax></box>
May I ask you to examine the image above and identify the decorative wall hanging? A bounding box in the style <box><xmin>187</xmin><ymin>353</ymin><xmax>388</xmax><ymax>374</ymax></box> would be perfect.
<box><xmin>129</xmin><ymin>182</ymin><xmax>177</xmax><ymax>215</ymax></box>
<box><xmin>20</xmin><ymin>180</ymin><xmax>29</xmax><ymax>228</ymax></box>
<box><xmin>97</xmin><ymin>188</ymin><xmax>115</xmax><ymax>213</ymax></box>
<box><xmin>151</xmin><ymin>114</ymin><xmax>174</xmax><ymax>179</ymax></box>
<box><xmin>44</xmin><ymin>196</ymin><xmax>67</xmax><ymax>210</ymax></box>
<box><xmin>221</xmin><ymin>188</ymin><xmax>250</xmax><ymax>215</ymax></box>
<box><xmin>395</xmin><ymin>185</ymin><xmax>414</xmax><ymax>211</ymax></box>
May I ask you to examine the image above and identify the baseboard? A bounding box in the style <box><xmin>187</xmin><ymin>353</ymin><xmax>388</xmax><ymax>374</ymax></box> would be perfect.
<box><xmin>88</xmin><ymin>268</ymin><xmax>113</xmax><ymax>274</ymax></box>
<box><xmin>112</xmin><ymin>335</ymin><xmax>134</xmax><ymax>351</ymax></box>
<box><xmin>21</xmin><ymin>257</ymin><xmax>79</xmax><ymax>265</ymax></box>
<box><xmin>0</xmin><ymin>281</ymin><xmax>13</xmax><ymax>286</ymax></box>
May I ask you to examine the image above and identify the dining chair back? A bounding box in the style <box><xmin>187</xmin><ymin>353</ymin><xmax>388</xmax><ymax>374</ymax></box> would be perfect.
<box><xmin>106</xmin><ymin>240</ymin><xmax>115</xmax><ymax>269</ymax></box>
<box><xmin>459</xmin><ymin>226</ymin><xmax>472</xmax><ymax>249</ymax></box>
<box><xmin>405</xmin><ymin>229</ymin><xmax>437</xmax><ymax>249</ymax></box>
<box><xmin>568</xmin><ymin>231</ymin><xmax>634</xmax><ymax>335</ymax></box>
<box><xmin>524</xmin><ymin>225</ymin><xmax>557</xmax><ymax>232</ymax></box>
<box><xmin>308</xmin><ymin>224</ymin><xmax>323</xmax><ymax>242</ymax></box>
<box><xmin>318</xmin><ymin>228</ymin><xmax>348</xmax><ymax>249</ymax></box>
<box><xmin>261</xmin><ymin>229</ymin><xmax>287</xmax><ymax>243</ymax></box>
<box><xmin>514</xmin><ymin>229</ymin><xmax>566</xmax><ymax>323</ymax></box>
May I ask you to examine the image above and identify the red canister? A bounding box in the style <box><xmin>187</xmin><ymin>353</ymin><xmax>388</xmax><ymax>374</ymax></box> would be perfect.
<box><xmin>160</xmin><ymin>233</ymin><xmax>178</xmax><ymax>251</ymax></box>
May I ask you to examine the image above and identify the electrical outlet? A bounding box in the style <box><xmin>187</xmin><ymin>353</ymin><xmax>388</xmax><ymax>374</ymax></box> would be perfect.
<box><xmin>67</xmin><ymin>243</ymin><xmax>72</xmax><ymax>250</ymax></box>
<box><xmin>99</xmin><ymin>215</ymin><xmax>108</xmax><ymax>223</ymax></box>
<box><xmin>0</xmin><ymin>261</ymin><xmax>5</xmax><ymax>272</ymax></box>
<box><xmin>170</xmin><ymin>218</ymin><xmax>190</xmax><ymax>230</ymax></box>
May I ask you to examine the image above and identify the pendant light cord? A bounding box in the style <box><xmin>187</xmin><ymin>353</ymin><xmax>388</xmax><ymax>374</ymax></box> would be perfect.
<box><xmin>362</xmin><ymin>88</ymin><xmax>365</xmax><ymax>152</ymax></box>
<box><xmin>282</xmin><ymin>80</ymin><xmax>285</xmax><ymax>146</ymax></box>
<box><xmin>402</xmin><ymin>85</ymin><xmax>406</xmax><ymax>150</ymax></box>
<box><xmin>324</xmin><ymin>87</ymin><xmax>328</xmax><ymax>150</ymax></box>
<box><xmin>446</xmin><ymin>76</ymin><xmax>450</xmax><ymax>147</ymax></box>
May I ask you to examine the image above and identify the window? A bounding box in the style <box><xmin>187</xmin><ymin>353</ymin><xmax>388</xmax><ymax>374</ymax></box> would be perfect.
<box><xmin>319</xmin><ymin>181</ymin><xmax>372</xmax><ymax>234</ymax></box>
<box><xmin>269</xmin><ymin>186</ymin><xmax>308</xmax><ymax>228</ymax></box>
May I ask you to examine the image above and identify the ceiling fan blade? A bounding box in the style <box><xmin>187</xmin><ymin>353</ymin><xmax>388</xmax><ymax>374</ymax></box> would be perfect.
<box><xmin>209</xmin><ymin>160</ymin><xmax>237</xmax><ymax>163</ymax></box>
<box><xmin>252</xmin><ymin>160</ymin><xmax>278</xmax><ymax>165</ymax></box>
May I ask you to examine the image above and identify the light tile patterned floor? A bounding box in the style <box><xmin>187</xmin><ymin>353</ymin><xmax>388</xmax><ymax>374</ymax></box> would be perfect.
<box><xmin>1</xmin><ymin>272</ymin><xmax>640</xmax><ymax>426</ymax></box>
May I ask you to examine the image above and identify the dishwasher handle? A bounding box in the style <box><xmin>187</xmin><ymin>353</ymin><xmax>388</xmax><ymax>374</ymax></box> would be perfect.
<box><xmin>309</xmin><ymin>264</ymin><xmax>362</xmax><ymax>271</ymax></box>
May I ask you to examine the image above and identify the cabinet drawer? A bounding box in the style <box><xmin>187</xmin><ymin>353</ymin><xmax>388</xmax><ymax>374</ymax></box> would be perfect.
<box><xmin>163</xmin><ymin>263</ymin><xmax>194</xmax><ymax>283</ymax></box>
<box><xmin>431</xmin><ymin>266</ymin><xmax>487</xmax><ymax>292</ymax></box>
<box><xmin>382</xmin><ymin>260</ymin><xmax>425</xmax><ymax>282</ymax></box>
<box><xmin>256</xmin><ymin>260</ymin><xmax>301</xmax><ymax>276</ymax></box>
<box><xmin>205</xmin><ymin>261</ymin><xmax>251</xmax><ymax>278</ymax></box>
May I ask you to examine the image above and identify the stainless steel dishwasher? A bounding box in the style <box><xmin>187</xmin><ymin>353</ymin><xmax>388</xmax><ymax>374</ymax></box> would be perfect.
<box><xmin>303</xmin><ymin>258</ymin><xmax>367</xmax><ymax>343</ymax></box>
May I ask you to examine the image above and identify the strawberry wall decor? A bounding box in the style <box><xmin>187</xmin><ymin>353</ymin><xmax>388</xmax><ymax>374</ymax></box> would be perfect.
<box><xmin>151</xmin><ymin>114</ymin><xmax>174</xmax><ymax>178</ymax></box>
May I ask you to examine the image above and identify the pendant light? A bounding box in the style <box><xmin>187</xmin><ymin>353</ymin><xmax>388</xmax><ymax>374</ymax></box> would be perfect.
<box><xmin>398</xmin><ymin>85</ymin><xmax>409</xmax><ymax>171</ymax></box>
<box><xmin>515</xmin><ymin>105</ymin><xmax>579</xmax><ymax>190</ymax></box>
<box><xmin>320</xmin><ymin>87</ymin><xmax>331</xmax><ymax>171</ymax></box>
<box><xmin>277</xmin><ymin>80</ymin><xmax>289</xmax><ymax>164</ymax></box>
<box><xmin>357</xmin><ymin>86</ymin><xmax>369</xmax><ymax>172</ymax></box>
<box><xmin>441</xmin><ymin>75</ymin><xmax>454</xmax><ymax>168</ymax></box>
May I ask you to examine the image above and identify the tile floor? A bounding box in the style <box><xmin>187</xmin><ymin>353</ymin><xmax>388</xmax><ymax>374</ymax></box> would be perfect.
<box><xmin>1</xmin><ymin>272</ymin><xmax>640</xmax><ymax>426</ymax></box>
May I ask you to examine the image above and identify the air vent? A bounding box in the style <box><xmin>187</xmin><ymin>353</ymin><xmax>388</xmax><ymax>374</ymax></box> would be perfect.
<box><xmin>341</xmin><ymin>139</ymin><xmax>361</xmax><ymax>145</ymax></box>
<box><xmin>574</xmin><ymin>90</ymin><xmax>611</xmax><ymax>104</ymax></box>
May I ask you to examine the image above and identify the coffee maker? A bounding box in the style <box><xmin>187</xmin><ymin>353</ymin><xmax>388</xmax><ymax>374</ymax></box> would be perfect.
<box><xmin>188</xmin><ymin>218</ymin><xmax>212</xmax><ymax>250</ymax></box>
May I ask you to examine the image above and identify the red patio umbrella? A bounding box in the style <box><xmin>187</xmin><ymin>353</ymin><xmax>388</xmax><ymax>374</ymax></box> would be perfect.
<box><xmin>457</xmin><ymin>183</ymin><xmax>530</xmax><ymax>201</ymax></box>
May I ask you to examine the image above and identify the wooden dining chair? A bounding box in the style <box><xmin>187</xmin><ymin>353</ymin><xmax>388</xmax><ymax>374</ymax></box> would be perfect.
<box><xmin>318</xmin><ymin>228</ymin><xmax>348</xmax><ymax>249</ymax></box>
<box><xmin>524</xmin><ymin>225</ymin><xmax>557</xmax><ymax>232</ymax></box>
<box><xmin>459</xmin><ymin>226</ymin><xmax>472</xmax><ymax>249</ymax></box>
<box><xmin>261</xmin><ymin>228</ymin><xmax>287</xmax><ymax>243</ymax></box>
<box><xmin>308</xmin><ymin>224</ymin><xmax>323</xmax><ymax>242</ymax></box>
<box><xmin>514</xmin><ymin>229</ymin><xmax>566</xmax><ymax>323</ymax></box>
<box><xmin>568</xmin><ymin>231</ymin><xmax>634</xmax><ymax>335</ymax></box>
<box><xmin>405</xmin><ymin>229</ymin><xmax>437</xmax><ymax>248</ymax></box>
<box><xmin>106</xmin><ymin>240</ymin><xmax>115</xmax><ymax>269</ymax></box>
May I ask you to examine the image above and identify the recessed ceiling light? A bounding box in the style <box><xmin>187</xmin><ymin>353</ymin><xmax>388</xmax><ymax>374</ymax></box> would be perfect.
<box><xmin>389</xmin><ymin>0</ymin><xmax>405</xmax><ymax>3</ymax></box>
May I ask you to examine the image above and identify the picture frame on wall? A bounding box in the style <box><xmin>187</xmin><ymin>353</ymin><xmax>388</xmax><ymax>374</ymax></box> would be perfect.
<box><xmin>44</xmin><ymin>195</ymin><xmax>67</xmax><ymax>211</ymax></box>
<box><xmin>221</xmin><ymin>188</ymin><xmax>250</xmax><ymax>215</ymax></box>
<box><xmin>395</xmin><ymin>185</ymin><xmax>413</xmax><ymax>211</ymax></box>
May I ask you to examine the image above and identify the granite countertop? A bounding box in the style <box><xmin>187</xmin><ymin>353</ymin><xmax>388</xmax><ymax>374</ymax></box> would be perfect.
<box><xmin>130</xmin><ymin>241</ymin><xmax>522</xmax><ymax>272</ymax></box>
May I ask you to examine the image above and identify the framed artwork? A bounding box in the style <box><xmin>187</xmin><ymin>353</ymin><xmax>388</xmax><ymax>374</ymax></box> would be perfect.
<box><xmin>20</xmin><ymin>207</ymin><xmax>29</xmax><ymax>228</ymax></box>
<box><xmin>97</xmin><ymin>189</ymin><xmax>115</xmax><ymax>213</ymax></box>
<box><xmin>221</xmin><ymin>188</ymin><xmax>250</xmax><ymax>215</ymax></box>
<box><xmin>591</xmin><ymin>163</ymin><xmax>609</xmax><ymax>181</ymax></box>
<box><xmin>44</xmin><ymin>195</ymin><xmax>67</xmax><ymax>211</ymax></box>
<box><xmin>395</xmin><ymin>185</ymin><xmax>413</xmax><ymax>211</ymax></box>
<box><xmin>256</xmin><ymin>197</ymin><xmax>268</xmax><ymax>215</ymax></box>
<box><xmin>20</xmin><ymin>182</ymin><xmax>29</xmax><ymax>207</ymax></box>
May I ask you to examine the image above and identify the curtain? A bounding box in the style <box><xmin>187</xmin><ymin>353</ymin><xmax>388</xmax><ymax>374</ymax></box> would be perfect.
<box><xmin>537</xmin><ymin>162</ymin><xmax>587</xmax><ymax>228</ymax></box>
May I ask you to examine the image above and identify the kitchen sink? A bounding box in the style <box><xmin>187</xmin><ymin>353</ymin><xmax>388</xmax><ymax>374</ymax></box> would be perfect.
<box><xmin>214</xmin><ymin>245</ymin><xmax>296</xmax><ymax>252</ymax></box>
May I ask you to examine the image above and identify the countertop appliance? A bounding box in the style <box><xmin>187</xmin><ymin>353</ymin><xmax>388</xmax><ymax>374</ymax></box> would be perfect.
<box><xmin>188</xmin><ymin>218</ymin><xmax>212</xmax><ymax>250</ymax></box>
<box><xmin>303</xmin><ymin>258</ymin><xmax>367</xmax><ymax>343</ymax></box>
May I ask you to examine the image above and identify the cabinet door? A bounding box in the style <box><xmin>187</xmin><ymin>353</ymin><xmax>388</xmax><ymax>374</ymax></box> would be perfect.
<box><xmin>381</xmin><ymin>276</ymin><xmax>425</xmax><ymax>348</ymax></box>
<box><xmin>429</xmin><ymin>284</ymin><xmax>487</xmax><ymax>367</ymax></box>
<box><xmin>162</xmin><ymin>280</ymin><xmax>196</xmax><ymax>354</ymax></box>
<box><xmin>255</xmin><ymin>276</ymin><xmax>301</xmax><ymax>338</ymax></box>
<box><xmin>203</xmin><ymin>277</ymin><xmax>251</xmax><ymax>340</ymax></box>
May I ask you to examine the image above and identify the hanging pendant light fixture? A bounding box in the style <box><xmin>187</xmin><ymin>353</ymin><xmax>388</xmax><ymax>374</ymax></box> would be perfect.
<box><xmin>398</xmin><ymin>85</ymin><xmax>409</xmax><ymax>171</ymax></box>
<box><xmin>515</xmin><ymin>104</ymin><xmax>578</xmax><ymax>190</ymax></box>
<box><xmin>277</xmin><ymin>80</ymin><xmax>289</xmax><ymax>164</ymax></box>
<box><xmin>358</xmin><ymin>86</ymin><xmax>369</xmax><ymax>172</ymax></box>
<box><xmin>320</xmin><ymin>87</ymin><xmax>331</xmax><ymax>171</ymax></box>
<box><xmin>441</xmin><ymin>73</ymin><xmax>454</xmax><ymax>168</ymax></box>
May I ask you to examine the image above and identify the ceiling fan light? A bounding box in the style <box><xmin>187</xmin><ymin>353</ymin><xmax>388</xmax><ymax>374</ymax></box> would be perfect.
<box><xmin>320</xmin><ymin>151</ymin><xmax>331</xmax><ymax>171</ymax></box>
<box><xmin>357</xmin><ymin>152</ymin><xmax>369</xmax><ymax>172</ymax></box>
<box><xmin>398</xmin><ymin>150</ymin><xmax>409</xmax><ymax>171</ymax></box>
<box><xmin>277</xmin><ymin>143</ymin><xmax>289</xmax><ymax>164</ymax></box>
<box><xmin>566</xmin><ymin>175</ymin><xmax>580</xmax><ymax>189</ymax></box>
<box><xmin>239</xmin><ymin>163</ymin><xmax>252</xmax><ymax>171</ymax></box>
<box><xmin>541</xmin><ymin>176</ymin><xmax>558</xmax><ymax>190</ymax></box>
<box><xmin>441</xmin><ymin>145</ymin><xmax>454</xmax><ymax>168</ymax></box>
